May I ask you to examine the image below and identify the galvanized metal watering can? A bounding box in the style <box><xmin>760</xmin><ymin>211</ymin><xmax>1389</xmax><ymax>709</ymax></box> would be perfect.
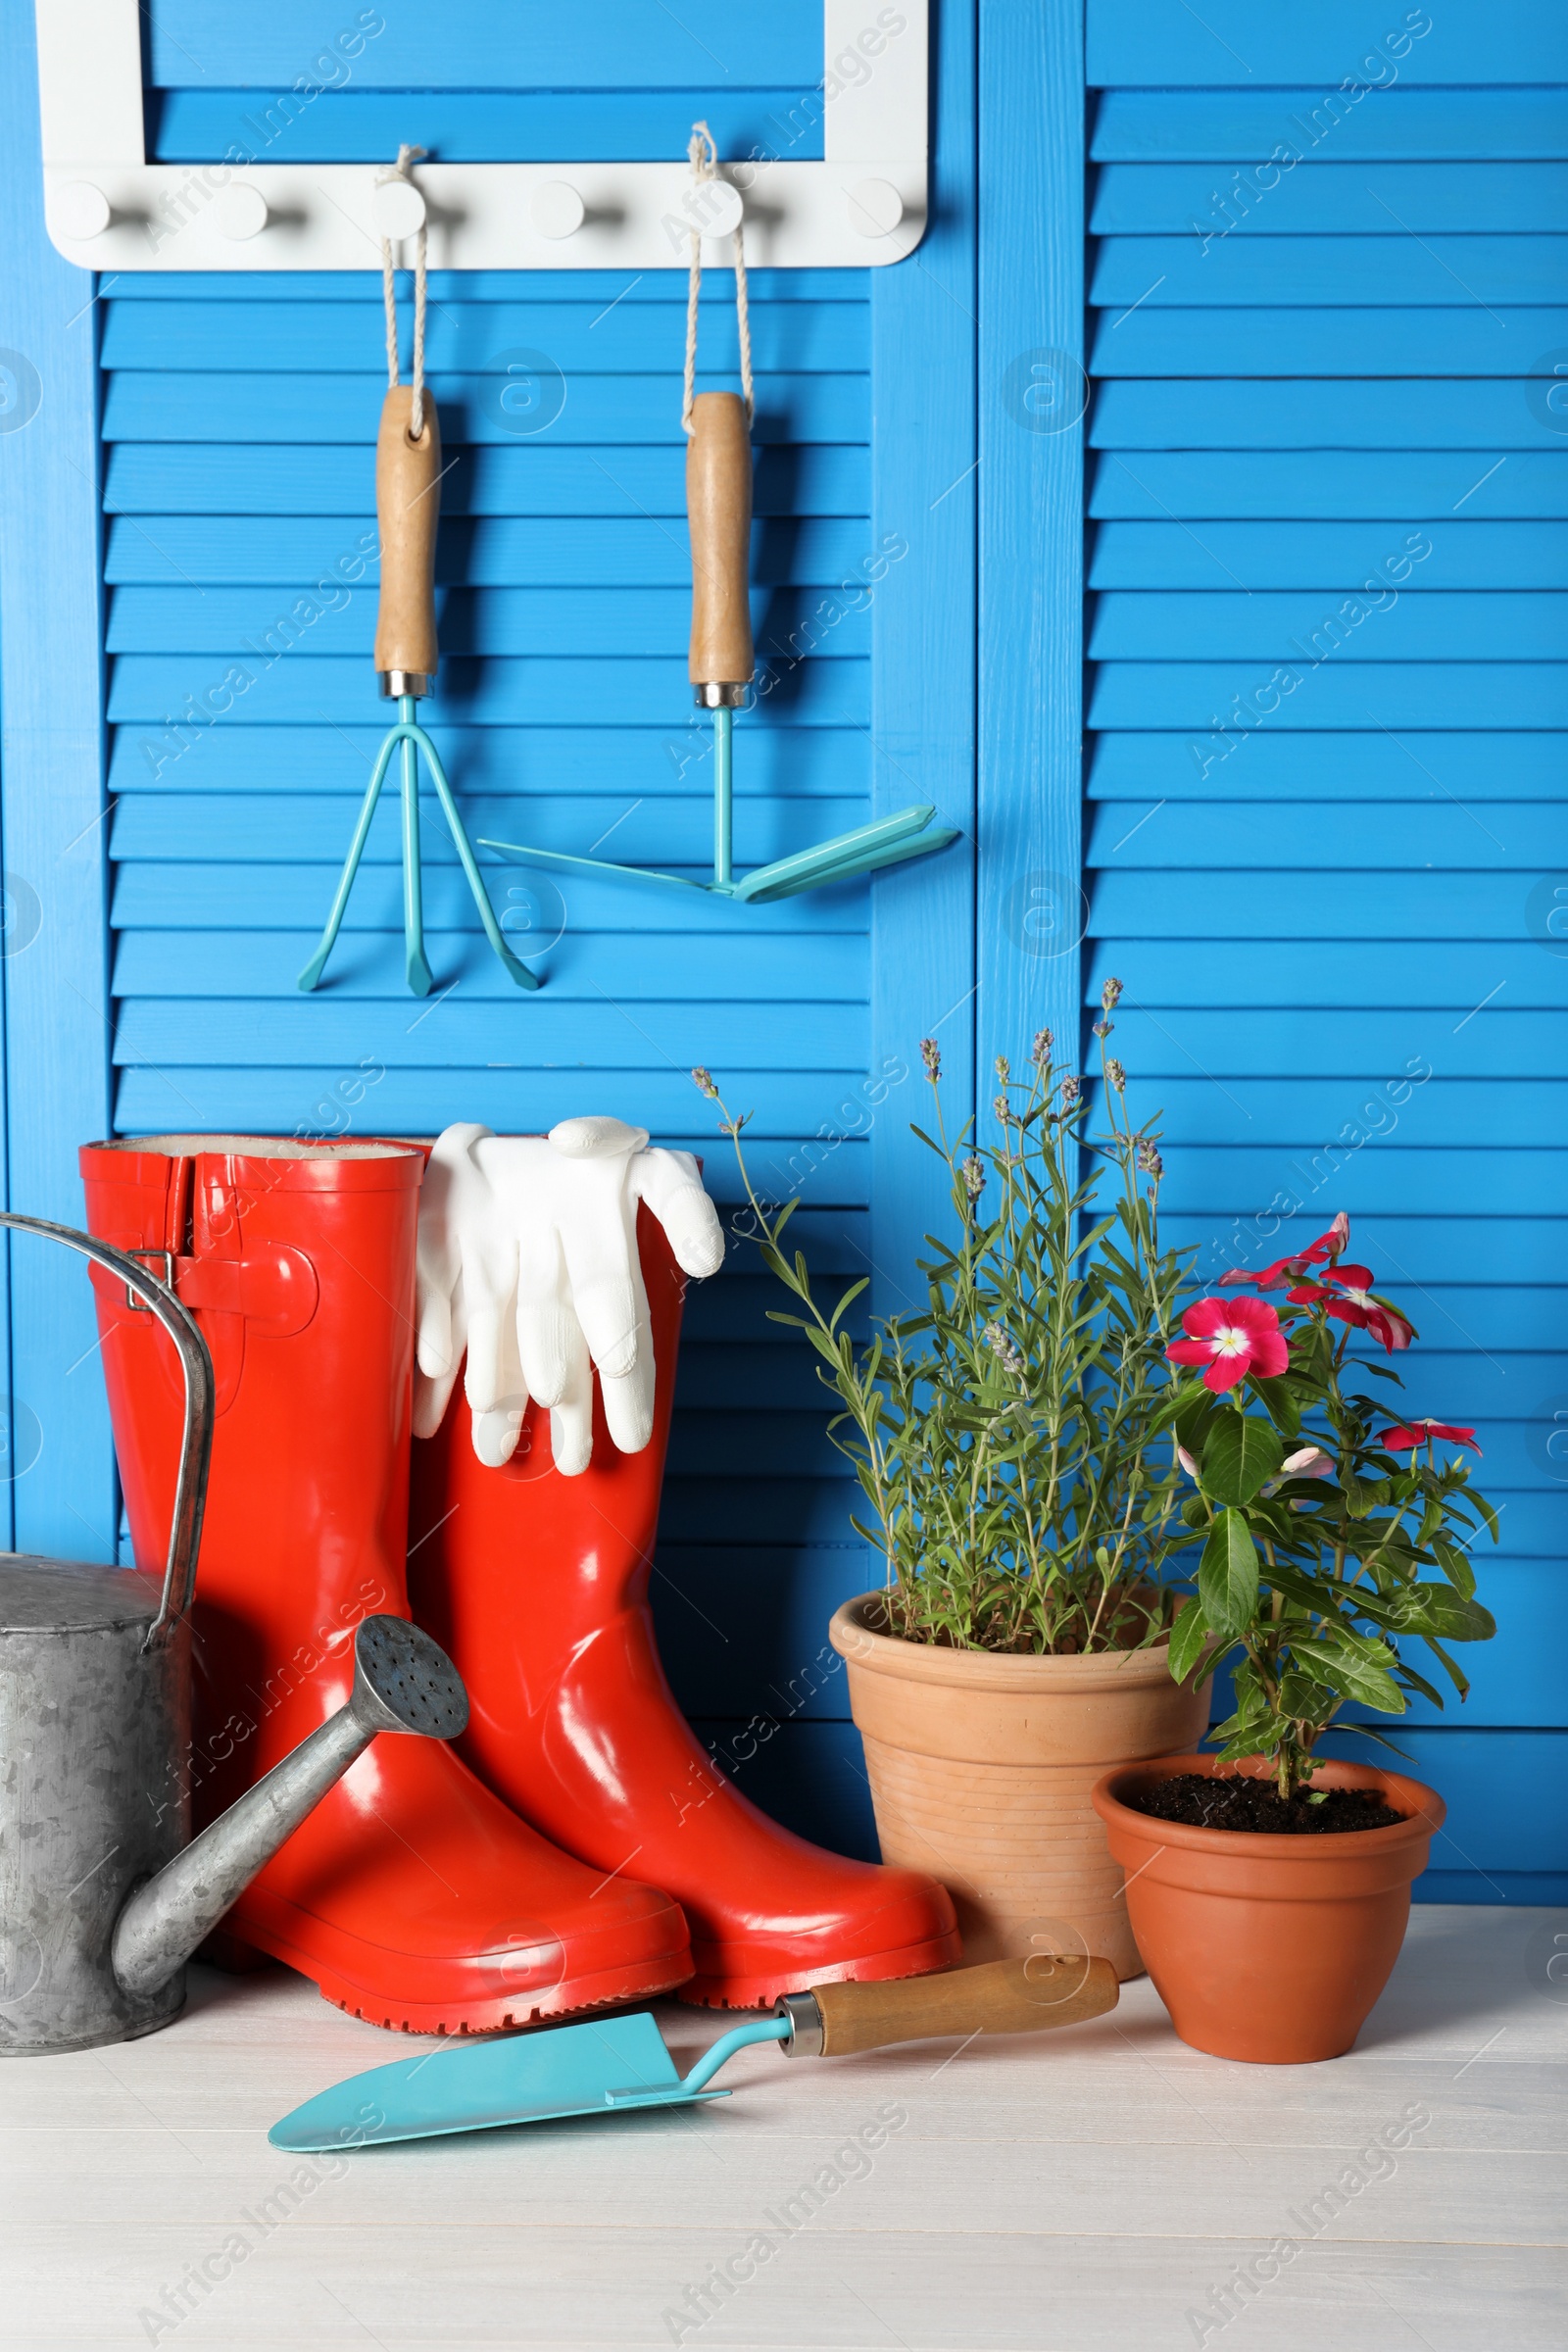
<box><xmin>0</xmin><ymin>1212</ymin><xmax>469</xmax><ymax>2056</ymax></box>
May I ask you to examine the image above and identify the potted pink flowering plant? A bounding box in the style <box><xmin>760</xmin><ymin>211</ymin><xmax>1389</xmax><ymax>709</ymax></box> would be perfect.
<box><xmin>1093</xmin><ymin>1213</ymin><xmax>1498</xmax><ymax>2062</ymax></box>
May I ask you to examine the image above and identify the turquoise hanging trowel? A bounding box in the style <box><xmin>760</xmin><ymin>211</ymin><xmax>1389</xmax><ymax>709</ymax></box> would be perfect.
<box><xmin>480</xmin><ymin>392</ymin><xmax>960</xmax><ymax>908</ymax></box>
<box><xmin>270</xmin><ymin>1955</ymin><xmax>1117</xmax><ymax>2152</ymax></box>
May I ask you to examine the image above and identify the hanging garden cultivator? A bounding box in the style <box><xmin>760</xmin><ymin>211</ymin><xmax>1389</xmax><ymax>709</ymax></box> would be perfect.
<box><xmin>481</xmin><ymin>126</ymin><xmax>959</xmax><ymax>908</ymax></box>
<box><xmin>299</xmin><ymin>150</ymin><xmax>537</xmax><ymax>998</ymax></box>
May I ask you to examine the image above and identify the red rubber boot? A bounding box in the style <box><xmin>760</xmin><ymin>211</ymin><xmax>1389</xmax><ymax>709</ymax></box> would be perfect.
<box><xmin>407</xmin><ymin>1205</ymin><xmax>960</xmax><ymax>2007</ymax></box>
<box><xmin>80</xmin><ymin>1137</ymin><xmax>692</xmax><ymax>2033</ymax></box>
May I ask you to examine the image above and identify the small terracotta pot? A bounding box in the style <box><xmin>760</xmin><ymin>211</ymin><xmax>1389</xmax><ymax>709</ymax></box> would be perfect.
<box><xmin>1091</xmin><ymin>1752</ymin><xmax>1446</xmax><ymax>2063</ymax></box>
<box><xmin>827</xmin><ymin>1593</ymin><xmax>1210</xmax><ymax>1980</ymax></box>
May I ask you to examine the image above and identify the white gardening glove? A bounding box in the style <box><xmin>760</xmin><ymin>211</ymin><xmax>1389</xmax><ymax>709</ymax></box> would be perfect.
<box><xmin>412</xmin><ymin>1117</ymin><xmax>724</xmax><ymax>1477</ymax></box>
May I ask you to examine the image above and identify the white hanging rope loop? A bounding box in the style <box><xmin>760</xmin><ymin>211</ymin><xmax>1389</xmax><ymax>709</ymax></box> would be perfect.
<box><xmin>681</xmin><ymin>121</ymin><xmax>753</xmax><ymax>437</ymax></box>
<box><xmin>379</xmin><ymin>143</ymin><xmax>429</xmax><ymax>441</ymax></box>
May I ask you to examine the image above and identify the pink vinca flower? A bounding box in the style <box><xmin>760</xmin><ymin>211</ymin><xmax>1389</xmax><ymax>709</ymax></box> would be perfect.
<box><xmin>1218</xmin><ymin>1212</ymin><xmax>1352</xmax><ymax>1291</ymax></box>
<box><xmin>1291</xmin><ymin>1267</ymin><xmax>1415</xmax><ymax>1352</ymax></box>
<box><xmin>1167</xmin><ymin>1296</ymin><xmax>1289</xmax><ymax>1395</ymax></box>
<box><xmin>1281</xmin><ymin>1446</ymin><xmax>1335</xmax><ymax>1479</ymax></box>
<box><xmin>1379</xmin><ymin>1420</ymin><xmax>1481</xmax><ymax>1455</ymax></box>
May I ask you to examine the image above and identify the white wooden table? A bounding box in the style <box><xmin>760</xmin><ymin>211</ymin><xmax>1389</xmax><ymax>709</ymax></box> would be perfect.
<box><xmin>4</xmin><ymin>1906</ymin><xmax>1563</xmax><ymax>2350</ymax></box>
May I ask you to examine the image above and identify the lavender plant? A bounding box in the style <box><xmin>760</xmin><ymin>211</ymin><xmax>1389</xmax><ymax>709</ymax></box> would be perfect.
<box><xmin>694</xmin><ymin>986</ymin><xmax>1194</xmax><ymax>1654</ymax></box>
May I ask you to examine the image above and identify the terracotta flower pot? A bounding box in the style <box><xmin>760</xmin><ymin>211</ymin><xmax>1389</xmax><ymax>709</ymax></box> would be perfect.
<box><xmin>1091</xmin><ymin>1752</ymin><xmax>1446</xmax><ymax>2062</ymax></box>
<box><xmin>827</xmin><ymin>1593</ymin><xmax>1211</xmax><ymax>1980</ymax></box>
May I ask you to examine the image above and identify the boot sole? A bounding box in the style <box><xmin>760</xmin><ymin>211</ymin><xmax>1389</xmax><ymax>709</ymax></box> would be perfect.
<box><xmin>221</xmin><ymin>1924</ymin><xmax>696</xmax><ymax>2035</ymax></box>
<box><xmin>675</xmin><ymin>1923</ymin><xmax>964</xmax><ymax>2009</ymax></box>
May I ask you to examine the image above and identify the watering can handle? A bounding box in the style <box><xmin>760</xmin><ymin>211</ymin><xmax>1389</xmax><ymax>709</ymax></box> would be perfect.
<box><xmin>0</xmin><ymin>1212</ymin><xmax>213</xmax><ymax>1649</ymax></box>
<box><xmin>687</xmin><ymin>390</ymin><xmax>754</xmax><ymax>695</ymax></box>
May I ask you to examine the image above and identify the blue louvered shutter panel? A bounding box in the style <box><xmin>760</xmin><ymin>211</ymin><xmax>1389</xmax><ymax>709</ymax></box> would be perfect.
<box><xmin>74</xmin><ymin>1</ymin><xmax>976</xmax><ymax>1851</ymax></box>
<box><xmin>1086</xmin><ymin>0</ymin><xmax>1568</xmax><ymax>1896</ymax></box>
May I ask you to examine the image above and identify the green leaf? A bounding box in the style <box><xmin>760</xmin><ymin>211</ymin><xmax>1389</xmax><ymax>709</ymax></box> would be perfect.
<box><xmin>1344</xmin><ymin>1476</ymin><xmax>1392</xmax><ymax>1520</ymax></box>
<box><xmin>1302</xmin><ymin>1634</ymin><xmax>1405</xmax><ymax>1714</ymax></box>
<box><xmin>1198</xmin><ymin>1508</ymin><xmax>1259</xmax><ymax>1640</ymax></box>
<box><xmin>1251</xmin><ymin>1376</ymin><xmax>1302</xmax><ymax>1441</ymax></box>
<box><xmin>1387</xmin><ymin>1585</ymin><xmax>1496</xmax><ymax>1643</ymax></box>
<box><xmin>1200</xmin><ymin>1414</ymin><xmax>1285</xmax><ymax>1507</ymax></box>
<box><xmin>1430</xmin><ymin>1536</ymin><xmax>1477</xmax><ymax>1600</ymax></box>
<box><xmin>1166</xmin><ymin>1596</ymin><xmax>1212</xmax><ymax>1684</ymax></box>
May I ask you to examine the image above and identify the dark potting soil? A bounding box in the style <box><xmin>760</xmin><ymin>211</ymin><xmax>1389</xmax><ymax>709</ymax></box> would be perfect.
<box><xmin>1126</xmin><ymin>1774</ymin><xmax>1407</xmax><ymax>1836</ymax></box>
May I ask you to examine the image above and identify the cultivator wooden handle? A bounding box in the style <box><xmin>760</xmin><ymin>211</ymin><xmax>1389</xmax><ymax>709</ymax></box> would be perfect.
<box><xmin>686</xmin><ymin>390</ymin><xmax>755</xmax><ymax>696</ymax></box>
<box><xmin>374</xmin><ymin>384</ymin><xmax>442</xmax><ymax>692</ymax></box>
<box><xmin>792</xmin><ymin>1954</ymin><xmax>1119</xmax><ymax>2059</ymax></box>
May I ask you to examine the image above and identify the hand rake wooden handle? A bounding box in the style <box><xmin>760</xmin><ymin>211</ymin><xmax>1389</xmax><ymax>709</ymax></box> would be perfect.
<box><xmin>374</xmin><ymin>384</ymin><xmax>442</xmax><ymax>685</ymax></box>
<box><xmin>801</xmin><ymin>1955</ymin><xmax>1118</xmax><ymax>2058</ymax></box>
<box><xmin>686</xmin><ymin>389</ymin><xmax>754</xmax><ymax>693</ymax></box>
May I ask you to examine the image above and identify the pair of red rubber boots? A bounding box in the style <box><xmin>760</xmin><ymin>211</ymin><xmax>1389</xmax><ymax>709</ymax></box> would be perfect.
<box><xmin>81</xmin><ymin>1136</ymin><xmax>957</xmax><ymax>2032</ymax></box>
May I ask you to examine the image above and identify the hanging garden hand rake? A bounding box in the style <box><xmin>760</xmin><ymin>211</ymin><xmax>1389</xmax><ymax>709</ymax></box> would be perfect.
<box><xmin>480</xmin><ymin>126</ymin><xmax>959</xmax><ymax>908</ymax></box>
<box><xmin>299</xmin><ymin>151</ymin><xmax>536</xmax><ymax>997</ymax></box>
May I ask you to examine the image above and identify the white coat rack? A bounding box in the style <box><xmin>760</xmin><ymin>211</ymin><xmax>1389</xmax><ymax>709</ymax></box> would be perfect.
<box><xmin>34</xmin><ymin>0</ymin><xmax>928</xmax><ymax>270</ymax></box>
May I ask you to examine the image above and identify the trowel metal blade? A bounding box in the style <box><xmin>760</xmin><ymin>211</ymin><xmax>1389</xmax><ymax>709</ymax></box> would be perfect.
<box><xmin>736</xmin><ymin>813</ymin><xmax>962</xmax><ymax>904</ymax></box>
<box><xmin>269</xmin><ymin>2010</ymin><xmax>726</xmax><ymax>2153</ymax></box>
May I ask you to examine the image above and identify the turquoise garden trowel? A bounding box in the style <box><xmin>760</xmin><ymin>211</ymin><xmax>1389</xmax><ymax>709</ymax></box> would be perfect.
<box><xmin>270</xmin><ymin>1955</ymin><xmax>1117</xmax><ymax>2152</ymax></box>
<box><xmin>479</xmin><ymin>393</ymin><xmax>960</xmax><ymax>907</ymax></box>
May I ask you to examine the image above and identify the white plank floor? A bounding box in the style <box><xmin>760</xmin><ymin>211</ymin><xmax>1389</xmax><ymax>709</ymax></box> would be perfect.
<box><xmin>3</xmin><ymin>1905</ymin><xmax>1564</xmax><ymax>2351</ymax></box>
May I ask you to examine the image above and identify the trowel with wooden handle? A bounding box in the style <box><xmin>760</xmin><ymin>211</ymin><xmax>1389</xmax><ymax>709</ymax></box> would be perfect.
<box><xmin>269</xmin><ymin>1954</ymin><xmax>1117</xmax><ymax>2152</ymax></box>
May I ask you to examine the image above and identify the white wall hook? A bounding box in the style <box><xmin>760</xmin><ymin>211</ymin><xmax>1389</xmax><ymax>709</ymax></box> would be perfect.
<box><xmin>371</xmin><ymin>177</ymin><xmax>426</xmax><ymax>241</ymax></box>
<box><xmin>51</xmin><ymin>179</ymin><xmax>110</xmax><ymax>241</ymax></box>
<box><xmin>848</xmin><ymin>178</ymin><xmax>905</xmax><ymax>238</ymax></box>
<box><xmin>213</xmin><ymin>182</ymin><xmax>268</xmax><ymax>242</ymax></box>
<box><xmin>32</xmin><ymin>1</ymin><xmax>929</xmax><ymax>270</ymax></box>
<box><xmin>531</xmin><ymin>180</ymin><xmax>585</xmax><ymax>240</ymax></box>
<box><xmin>691</xmin><ymin>178</ymin><xmax>745</xmax><ymax>242</ymax></box>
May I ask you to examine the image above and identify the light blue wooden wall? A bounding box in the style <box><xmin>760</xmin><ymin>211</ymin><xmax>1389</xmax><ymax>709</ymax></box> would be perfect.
<box><xmin>1</xmin><ymin>0</ymin><xmax>1561</xmax><ymax>1894</ymax></box>
<box><xmin>1087</xmin><ymin>0</ymin><xmax>1568</xmax><ymax>1899</ymax></box>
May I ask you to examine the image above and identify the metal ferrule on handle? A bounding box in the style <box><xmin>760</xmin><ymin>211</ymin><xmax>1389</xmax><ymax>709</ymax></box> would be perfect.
<box><xmin>0</xmin><ymin>1213</ymin><xmax>212</xmax><ymax>1649</ymax></box>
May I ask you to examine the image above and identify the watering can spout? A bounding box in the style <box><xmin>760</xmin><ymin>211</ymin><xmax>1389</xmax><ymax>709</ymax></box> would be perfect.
<box><xmin>111</xmin><ymin>1617</ymin><xmax>468</xmax><ymax>2002</ymax></box>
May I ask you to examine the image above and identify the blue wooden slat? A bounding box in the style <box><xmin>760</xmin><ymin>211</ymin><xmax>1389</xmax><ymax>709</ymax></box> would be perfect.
<box><xmin>113</xmin><ymin>929</ymin><xmax>866</xmax><ymax>1002</ymax></box>
<box><xmin>1089</xmin><ymin>870</ymin><xmax>1553</xmax><ymax>940</ymax></box>
<box><xmin>868</xmin><ymin>0</ymin><xmax>978</xmax><ymax>1299</ymax></box>
<box><xmin>107</xmin><ymin>723</ymin><xmax>864</xmax><ymax>799</ymax></box>
<box><xmin>1098</xmin><ymin>1077</ymin><xmax>1565</xmax><ymax>1141</ymax></box>
<box><xmin>109</xmin><ymin>863</ymin><xmax>872</xmax><ymax>932</ymax></box>
<box><xmin>106</xmin><ymin>653</ymin><xmax>869</xmax><ymax>725</ymax></box>
<box><xmin>106</xmin><ymin>585</ymin><xmax>872</xmax><ymax>660</ymax></box>
<box><xmin>100</xmin><ymin>299</ymin><xmax>866</xmax><ymax>373</ymax></box>
<box><xmin>1086</xmin><ymin>3</ymin><xmax>1564</xmax><ymax>87</ymax></box>
<box><xmin>1090</xmin><ymin>310</ymin><xmax>1560</xmax><ymax>378</ymax></box>
<box><xmin>112</xmin><ymin>931</ymin><xmax>866</xmax><ymax>1003</ymax></box>
<box><xmin>0</xmin><ymin>5</ymin><xmax>115</xmax><ymax>1559</ymax></box>
<box><xmin>1091</xmin><ymin>800</ymin><xmax>1562</xmax><ymax>870</ymax></box>
<box><xmin>1093</xmin><ymin>234</ymin><xmax>1568</xmax><ymax>307</ymax></box>
<box><xmin>1159</xmin><ymin>1213</ymin><xmax>1567</xmax><ymax>1290</ymax></box>
<box><xmin>1088</xmin><ymin>729</ymin><xmax>1567</xmax><ymax>797</ymax></box>
<box><xmin>101</xmin><ymin>374</ymin><xmax>866</xmax><ymax>445</ymax></box>
<box><xmin>1085</xmin><ymin>939</ymin><xmax>1568</xmax><ymax>1004</ymax></box>
<box><xmin>1091</xmin><ymin>88</ymin><xmax>1568</xmax><ymax>161</ymax></box>
<box><xmin>1089</xmin><ymin>662</ymin><xmax>1568</xmax><ymax>728</ymax></box>
<box><xmin>1089</xmin><ymin>452</ymin><xmax>1568</xmax><ymax>518</ymax></box>
<box><xmin>1152</xmin><ymin>1148</ymin><xmax>1568</xmax><ymax>1217</ymax></box>
<box><xmin>104</xmin><ymin>442</ymin><xmax>868</xmax><ymax>517</ymax></box>
<box><xmin>112</xmin><ymin>999</ymin><xmax>869</xmax><ymax>1073</ymax></box>
<box><xmin>108</xmin><ymin>791</ymin><xmax>877</xmax><ymax>866</ymax></box>
<box><xmin>106</xmin><ymin>270</ymin><xmax>862</xmax><ymax>306</ymax></box>
<box><xmin>1089</xmin><ymin>593</ymin><xmax>1568</xmax><ymax>662</ymax></box>
<box><xmin>1093</xmin><ymin>380</ymin><xmax>1566</xmax><ymax>449</ymax></box>
<box><xmin>1096</xmin><ymin>1008</ymin><xmax>1563</xmax><ymax>1074</ymax></box>
<box><xmin>147</xmin><ymin>4</ymin><xmax>824</xmax><ymax>88</ymax></box>
<box><xmin>1089</xmin><ymin>521</ymin><xmax>1567</xmax><ymax>587</ymax></box>
<box><xmin>103</xmin><ymin>515</ymin><xmax>870</xmax><ymax>587</ymax></box>
<box><xmin>979</xmin><ymin>0</ymin><xmax>1083</xmax><ymax>1083</ymax></box>
<box><xmin>1091</xmin><ymin>161</ymin><xmax>1568</xmax><ymax>233</ymax></box>
<box><xmin>149</xmin><ymin>89</ymin><xmax>826</xmax><ymax>165</ymax></box>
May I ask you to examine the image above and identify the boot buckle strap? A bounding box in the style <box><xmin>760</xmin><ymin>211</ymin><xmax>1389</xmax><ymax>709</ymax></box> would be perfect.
<box><xmin>172</xmin><ymin>1246</ymin><xmax>319</xmax><ymax>1334</ymax></box>
<box><xmin>123</xmin><ymin>1249</ymin><xmax>175</xmax><ymax>1310</ymax></box>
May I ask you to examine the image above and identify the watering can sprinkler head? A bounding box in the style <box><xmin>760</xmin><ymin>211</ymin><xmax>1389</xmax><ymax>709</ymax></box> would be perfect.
<box><xmin>0</xmin><ymin>1213</ymin><xmax>469</xmax><ymax>2056</ymax></box>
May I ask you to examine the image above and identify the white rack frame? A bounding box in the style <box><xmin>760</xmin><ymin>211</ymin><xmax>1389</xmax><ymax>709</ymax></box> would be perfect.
<box><xmin>33</xmin><ymin>0</ymin><xmax>928</xmax><ymax>270</ymax></box>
